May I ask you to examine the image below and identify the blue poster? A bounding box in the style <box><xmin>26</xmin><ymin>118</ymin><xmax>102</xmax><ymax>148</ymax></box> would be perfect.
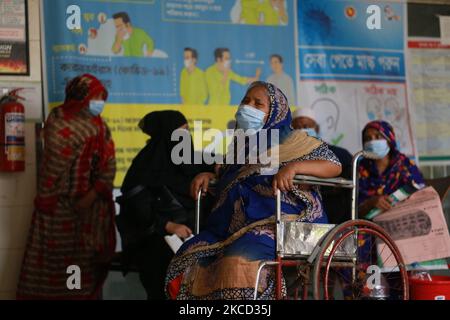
<box><xmin>43</xmin><ymin>0</ymin><xmax>297</xmax><ymax>106</ymax></box>
<box><xmin>298</xmin><ymin>0</ymin><xmax>405</xmax><ymax>81</ymax></box>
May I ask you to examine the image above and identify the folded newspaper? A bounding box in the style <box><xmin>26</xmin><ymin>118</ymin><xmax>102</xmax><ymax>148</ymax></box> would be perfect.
<box><xmin>374</xmin><ymin>187</ymin><xmax>450</xmax><ymax>269</ymax></box>
<box><xmin>164</xmin><ymin>234</ymin><xmax>194</xmax><ymax>253</ymax></box>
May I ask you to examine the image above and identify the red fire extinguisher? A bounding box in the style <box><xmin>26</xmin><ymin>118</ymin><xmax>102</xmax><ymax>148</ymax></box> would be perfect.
<box><xmin>0</xmin><ymin>88</ymin><xmax>25</xmax><ymax>172</ymax></box>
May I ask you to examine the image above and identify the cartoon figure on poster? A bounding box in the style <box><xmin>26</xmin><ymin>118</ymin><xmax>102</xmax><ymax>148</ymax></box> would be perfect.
<box><xmin>230</xmin><ymin>0</ymin><xmax>288</xmax><ymax>26</ymax></box>
<box><xmin>85</xmin><ymin>11</ymin><xmax>168</xmax><ymax>58</ymax></box>
<box><xmin>384</xmin><ymin>5</ymin><xmax>400</xmax><ymax>21</ymax></box>
<box><xmin>384</xmin><ymin>97</ymin><xmax>402</xmax><ymax>123</ymax></box>
<box><xmin>205</xmin><ymin>48</ymin><xmax>261</xmax><ymax>105</ymax></box>
<box><xmin>366</xmin><ymin>96</ymin><xmax>383</xmax><ymax>121</ymax></box>
<box><xmin>266</xmin><ymin>54</ymin><xmax>296</xmax><ymax>105</ymax></box>
<box><xmin>310</xmin><ymin>97</ymin><xmax>340</xmax><ymax>144</ymax></box>
<box><xmin>180</xmin><ymin>48</ymin><xmax>208</xmax><ymax>105</ymax></box>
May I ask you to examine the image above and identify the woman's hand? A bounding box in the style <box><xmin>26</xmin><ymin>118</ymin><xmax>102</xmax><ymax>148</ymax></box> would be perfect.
<box><xmin>272</xmin><ymin>163</ymin><xmax>297</xmax><ymax>194</ymax></box>
<box><xmin>372</xmin><ymin>195</ymin><xmax>393</xmax><ymax>212</ymax></box>
<box><xmin>360</xmin><ymin>195</ymin><xmax>393</xmax><ymax>218</ymax></box>
<box><xmin>190</xmin><ymin>172</ymin><xmax>216</xmax><ymax>200</ymax></box>
<box><xmin>75</xmin><ymin>189</ymin><xmax>98</xmax><ymax>212</ymax></box>
<box><xmin>165</xmin><ymin>222</ymin><xmax>193</xmax><ymax>239</ymax></box>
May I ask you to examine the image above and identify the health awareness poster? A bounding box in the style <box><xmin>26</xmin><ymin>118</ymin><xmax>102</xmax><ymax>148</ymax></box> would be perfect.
<box><xmin>408</xmin><ymin>40</ymin><xmax>450</xmax><ymax>161</ymax></box>
<box><xmin>43</xmin><ymin>0</ymin><xmax>418</xmax><ymax>187</ymax></box>
<box><xmin>43</xmin><ymin>0</ymin><xmax>297</xmax><ymax>186</ymax></box>
<box><xmin>297</xmin><ymin>0</ymin><xmax>416</xmax><ymax>156</ymax></box>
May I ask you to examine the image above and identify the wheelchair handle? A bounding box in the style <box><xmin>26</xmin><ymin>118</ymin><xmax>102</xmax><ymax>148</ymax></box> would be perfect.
<box><xmin>195</xmin><ymin>190</ymin><xmax>202</xmax><ymax>235</ymax></box>
<box><xmin>350</xmin><ymin>150</ymin><xmax>379</xmax><ymax>220</ymax></box>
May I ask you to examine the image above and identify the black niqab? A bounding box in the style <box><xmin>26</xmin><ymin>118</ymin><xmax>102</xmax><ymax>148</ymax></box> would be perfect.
<box><xmin>121</xmin><ymin>111</ymin><xmax>199</xmax><ymax>205</ymax></box>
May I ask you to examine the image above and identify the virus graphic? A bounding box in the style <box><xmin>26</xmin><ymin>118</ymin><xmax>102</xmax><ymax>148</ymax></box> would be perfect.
<box><xmin>299</xmin><ymin>1</ymin><xmax>334</xmax><ymax>45</ymax></box>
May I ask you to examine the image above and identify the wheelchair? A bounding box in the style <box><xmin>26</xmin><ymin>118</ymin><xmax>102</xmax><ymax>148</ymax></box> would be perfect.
<box><xmin>194</xmin><ymin>150</ymin><xmax>409</xmax><ymax>300</ymax></box>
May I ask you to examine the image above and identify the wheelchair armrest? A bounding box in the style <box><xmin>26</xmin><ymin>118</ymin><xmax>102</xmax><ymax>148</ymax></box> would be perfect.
<box><xmin>293</xmin><ymin>175</ymin><xmax>354</xmax><ymax>188</ymax></box>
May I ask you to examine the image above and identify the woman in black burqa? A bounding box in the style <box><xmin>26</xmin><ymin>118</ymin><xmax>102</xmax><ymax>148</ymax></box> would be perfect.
<box><xmin>117</xmin><ymin>110</ymin><xmax>212</xmax><ymax>299</ymax></box>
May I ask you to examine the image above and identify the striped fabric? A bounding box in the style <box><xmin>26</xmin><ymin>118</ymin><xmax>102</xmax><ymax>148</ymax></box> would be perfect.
<box><xmin>16</xmin><ymin>102</ymin><xmax>116</xmax><ymax>300</ymax></box>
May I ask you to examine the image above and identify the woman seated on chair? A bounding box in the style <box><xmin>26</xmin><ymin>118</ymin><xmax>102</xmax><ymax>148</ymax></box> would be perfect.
<box><xmin>358</xmin><ymin>120</ymin><xmax>425</xmax><ymax>218</ymax></box>
<box><xmin>165</xmin><ymin>81</ymin><xmax>342</xmax><ymax>300</ymax></box>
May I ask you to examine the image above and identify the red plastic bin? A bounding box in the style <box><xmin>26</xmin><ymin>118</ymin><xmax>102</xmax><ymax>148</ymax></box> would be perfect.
<box><xmin>409</xmin><ymin>275</ymin><xmax>450</xmax><ymax>300</ymax></box>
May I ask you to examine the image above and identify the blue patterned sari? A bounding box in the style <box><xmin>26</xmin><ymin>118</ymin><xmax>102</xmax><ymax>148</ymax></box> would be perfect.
<box><xmin>165</xmin><ymin>83</ymin><xmax>340</xmax><ymax>299</ymax></box>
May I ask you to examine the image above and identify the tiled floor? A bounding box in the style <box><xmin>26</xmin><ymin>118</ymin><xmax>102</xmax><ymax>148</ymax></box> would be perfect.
<box><xmin>102</xmin><ymin>271</ymin><xmax>147</xmax><ymax>300</ymax></box>
<box><xmin>101</xmin><ymin>266</ymin><xmax>450</xmax><ymax>300</ymax></box>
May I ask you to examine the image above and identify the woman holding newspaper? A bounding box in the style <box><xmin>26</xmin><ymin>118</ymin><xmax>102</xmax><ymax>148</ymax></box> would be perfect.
<box><xmin>358</xmin><ymin>120</ymin><xmax>425</xmax><ymax>218</ymax></box>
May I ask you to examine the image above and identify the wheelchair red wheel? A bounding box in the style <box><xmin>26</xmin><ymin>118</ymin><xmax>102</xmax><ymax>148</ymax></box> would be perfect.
<box><xmin>312</xmin><ymin>219</ymin><xmax>409</xmax><ymax>300</ymax></box>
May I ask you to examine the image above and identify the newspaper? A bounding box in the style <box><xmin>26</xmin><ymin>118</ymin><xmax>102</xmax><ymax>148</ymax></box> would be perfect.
<box><xmin>374</xmin><ymin>187</ymin><xmax>450</xmax><ymax>269</ymax></box>
<box><xmin>164</xmin><ymin>234</ymin><xmax>194</xmax><ymax>253</ymax></box>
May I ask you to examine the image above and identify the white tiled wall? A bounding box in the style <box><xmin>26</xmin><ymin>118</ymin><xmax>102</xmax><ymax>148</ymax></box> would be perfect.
<box><xmin>0</xmin><ymin>0</ymin><xmax>41</xmax><ymax>299</ymax></box>
<box><xmin>0</xmin><ymin>124</ymin><xmax>37</xmax><ymax>299</ymax></box>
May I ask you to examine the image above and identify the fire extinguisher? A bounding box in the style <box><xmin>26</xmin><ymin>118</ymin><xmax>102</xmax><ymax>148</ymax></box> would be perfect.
<box><xmin>0</xmin><ymin>88</ymin><xmax>25</xmax><ymax>172</ymax></box>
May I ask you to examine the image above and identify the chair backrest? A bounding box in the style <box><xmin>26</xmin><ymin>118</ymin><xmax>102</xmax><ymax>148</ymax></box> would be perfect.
<box><xmin>424</xmin><ymin>176</ymin><xmax>450</xmax><ymax>202</ymax></box>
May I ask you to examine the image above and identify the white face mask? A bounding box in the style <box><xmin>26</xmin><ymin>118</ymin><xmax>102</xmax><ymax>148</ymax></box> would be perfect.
<box><xmin>301</xmin><ymin>128</ymin><xmax>319</xmax><ymax>139</ymax></box>
<box><xmin>223</xmin><ymin>60</ymin><xmax>231</xmax><ymax>70</ymax></box>
<box><xmin>363</xmin><ymin>139</ymin><xmax>390</xmax><ymax>158</ymax></box>
<box><xmin>89</xmin><ymin>100</ymin><xmax>105</xmax><ymax>116</ymax></box>
<box><xmin>184</xmin><ymin>59</ymin><xmax>193</xmax><ymax>69</ymax></box>
<box><xmin>122</xmin><ymin>28</ymin><xmax>130</xmax><ymax>40</ymax></box>
<box><xmin>235</xmin><ymin>104</ymin><xmax>266</xmax><ymax>131</ymax></box>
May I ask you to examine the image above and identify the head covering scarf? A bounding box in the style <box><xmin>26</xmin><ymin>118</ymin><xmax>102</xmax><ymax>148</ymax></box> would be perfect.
<box><xmin>165</xmin><ymin>82</ymin><xmax>340</xmax><ymax>300</ymax></box>
<box><xmin>358</xmin><ymin>120</ymin><xmax>424</xmax><ymax>204</ymax></box>
<box><xmin>363</xmin><ymin>120</ymin><xmax>397</xmax><ymax>150</ymax></box>
<box><xmin>253</xmin><ymin>80</ymin><xmax>293</xmax><ymax>145</ymax></box>
<box><xmin>63</xmin><ymin>73</ymin><xmax>108</xmax><ymax>114</ymax></box>
<box><xmin>220</xmin><ymin>81</ymin><xmax>293</xmax><ymax>184</ymax></box>
<box><xmin>121</xmin><ymin>110</ymin><xmax>200</xmax><ymax>204</ymax></box>
<box><xmin>138</xmin><ymin>110</ymin><xmax>186</xmax><ymax>137</ymax></box>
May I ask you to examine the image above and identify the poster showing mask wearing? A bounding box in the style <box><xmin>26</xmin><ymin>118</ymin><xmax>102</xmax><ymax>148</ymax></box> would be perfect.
<box><xmin>297</xmin><ymin>0</ymin><xmax>416</xmax><ymax>157</ymax></box>
<box><xmin>43</xmin><ymin>0</ymin><xmax>420</xmax><ymax>187</ymax></box>
<box><xmin>42</xmin><ymin>0</ymin><xmax>297</xmax><ymax>186</ymax></box>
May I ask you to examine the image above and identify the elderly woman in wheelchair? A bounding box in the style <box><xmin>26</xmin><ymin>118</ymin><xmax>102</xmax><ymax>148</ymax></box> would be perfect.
<box><xmin>165</xmin><ymin>81</ymin><xmax>342</xmax><ymax>300</ymax></box>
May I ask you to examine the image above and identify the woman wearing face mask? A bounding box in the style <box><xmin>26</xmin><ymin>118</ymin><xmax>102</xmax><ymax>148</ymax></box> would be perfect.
<box><xmin>358</xmin><ymin>120</ymin><xmax>425</xmax><ymax>217</ymax></box>
<box><xmin>117</xmin><ymin>110</ymin><xmax>213</xmax><ymax>300</ymax></box>
<box><xmin>165</xmin><ymin>81</ymin><xmax>342</xmax><ymax>300</ymax></box>
<box><xmin>17</xmin><ymin>74</ymin><xmax>116</xmax><ymax>299</ymax></box>
<box><xmin>340</xmin><ymin>120</ymin><xmax>425</xmax><ymax>299</ymax></box>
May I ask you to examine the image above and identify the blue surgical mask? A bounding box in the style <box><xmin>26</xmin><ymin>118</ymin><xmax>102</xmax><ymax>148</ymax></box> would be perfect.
<box><xmin>364</xmin><ymin>139</ymin><xmax>390</xmax><ymax>158</ymax></box>
<box><xmin>89</xmin><ymin>100</ymin><xmax>105</xmax><ymax>116</ymax></box>
<box><xmin>301</xmin><ymin>128</ymin><xmax>319</xmax><ymax>139</ymax></box>
<box><xmin>235</xmin><ymin>105</ymin><xmax>266</xmax><ymax>131</ymax></box>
